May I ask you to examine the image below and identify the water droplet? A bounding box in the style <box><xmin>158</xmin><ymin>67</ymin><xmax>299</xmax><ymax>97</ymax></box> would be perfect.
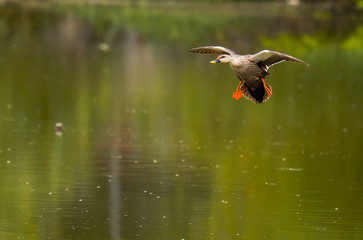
<box><xmin>98</xmin><ymin>43</ymin><xmax>110</xmax><ymax>52</ymax></box>
<box><xmin>55</xmin><ymin>122</ymin><xmax>63</xmax><ymax>136</ymax></box>
<box><xmin>265</xmin><ymin>182</ymin><xmax>277</xmax><ymax>186</ymax></box>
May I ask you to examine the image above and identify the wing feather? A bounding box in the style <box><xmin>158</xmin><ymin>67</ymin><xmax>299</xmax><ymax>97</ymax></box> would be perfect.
<box><xmin>250</xmin><ymin>50</ymin><xmax>309</xmax><ymax>69</ymax></box>
<box><xmin>189</xmin><ymin>46</ymin><xmax>235</xmax><ymax>56</ymax></box>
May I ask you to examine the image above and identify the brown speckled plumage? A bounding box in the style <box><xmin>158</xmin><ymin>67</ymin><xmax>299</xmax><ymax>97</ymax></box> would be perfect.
<box><xmin>190</xmin><ymin>46</ymin><xmax>309</xmax><ymax>103</ymax></box>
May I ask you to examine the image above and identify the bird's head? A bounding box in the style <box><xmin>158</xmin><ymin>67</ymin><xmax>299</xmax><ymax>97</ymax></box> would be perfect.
<box><xmin>210</xmin><ymin>54</ymin><xmax>231</xmax><ymax>64</ymax></box>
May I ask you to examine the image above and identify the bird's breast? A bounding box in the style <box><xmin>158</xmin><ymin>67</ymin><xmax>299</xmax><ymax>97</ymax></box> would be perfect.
<box><xmin>230</xmin><ymin>61</ymin><xmax>261</xmax><ymax>82</ymax></box>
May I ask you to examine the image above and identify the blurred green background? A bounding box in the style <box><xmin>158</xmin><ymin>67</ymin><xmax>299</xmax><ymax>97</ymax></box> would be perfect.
<box><xmin>0</xmin><ymin>0</ymin><xmax>362</xmax><ymax>239</ymax></box>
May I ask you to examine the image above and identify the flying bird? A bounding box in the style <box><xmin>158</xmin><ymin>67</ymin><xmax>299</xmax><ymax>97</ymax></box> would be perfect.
<box><xmin>190</xmin><ymin>46</ymin><xmax>309</xmax><ymax>103</ymax></box>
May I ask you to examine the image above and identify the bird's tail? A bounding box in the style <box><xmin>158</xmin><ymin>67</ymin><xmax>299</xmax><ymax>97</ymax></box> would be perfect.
<box><xmin>240</xmin><ymin>81</ymin><xmax>272</xmax><ymax>103</ymax></box>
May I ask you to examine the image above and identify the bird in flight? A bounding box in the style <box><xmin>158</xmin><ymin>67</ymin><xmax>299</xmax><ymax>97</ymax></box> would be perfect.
<box><xmin>190</xmin><ymin>46</ymin><xmax>309</xmax><ymax>103</ymax></box>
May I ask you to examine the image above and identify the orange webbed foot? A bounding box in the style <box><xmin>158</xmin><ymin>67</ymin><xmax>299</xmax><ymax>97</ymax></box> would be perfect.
<box><xmin>232</xmin><ymin>81</ymin><xmax>243</xmax><ymax>100</ymax></box>
<box><xmin>261</xmin><ymin>78</ymin><xmax>272</xmax><ymax>96</ymax></box>
<box><xmin>232</xmin><ymin>90</ymin><xmax>243</xmax><ymax>100</ymax></box>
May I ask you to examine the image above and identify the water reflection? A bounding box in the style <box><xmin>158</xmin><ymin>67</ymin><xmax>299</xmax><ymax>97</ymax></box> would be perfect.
<box><xmin>0</xmin><ymin>1</ymin><xmax>362</xmax><ymax>240</ymax></box>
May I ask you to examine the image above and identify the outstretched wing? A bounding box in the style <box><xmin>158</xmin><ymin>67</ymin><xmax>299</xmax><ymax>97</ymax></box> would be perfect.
<box><xmin>189</xmin><ymin>46</ymin><xmax>236</xmax><ymax>56</ymax></box>
<box><xmin>250</xmin><ymin>50</ymin><xmax>309</xmax><ymax>70</ymax></box>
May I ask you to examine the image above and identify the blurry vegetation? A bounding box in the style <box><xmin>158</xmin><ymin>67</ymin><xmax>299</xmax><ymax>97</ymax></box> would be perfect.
<box><xmin>357</xmin><ymin>0</ymin><xmax>363</xmax><ymax>8</ymax></box>
<box><xmin>0</xmin><ymin>0</ymin><xmax>361</xmax><ymax>52</ymax></box>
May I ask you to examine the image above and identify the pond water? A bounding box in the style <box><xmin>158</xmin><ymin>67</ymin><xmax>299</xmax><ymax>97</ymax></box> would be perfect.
<box><xmin>0</xmin><ymin>1</ymin><xmax>362</xmax><ymax>239</ymax></box>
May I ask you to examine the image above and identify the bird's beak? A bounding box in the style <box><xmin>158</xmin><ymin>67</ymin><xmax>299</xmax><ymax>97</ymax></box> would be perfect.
<box><xmin>210</xmin><ymin>58</ymin><xmax>220</xmax><ymax>64</ymax></box>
